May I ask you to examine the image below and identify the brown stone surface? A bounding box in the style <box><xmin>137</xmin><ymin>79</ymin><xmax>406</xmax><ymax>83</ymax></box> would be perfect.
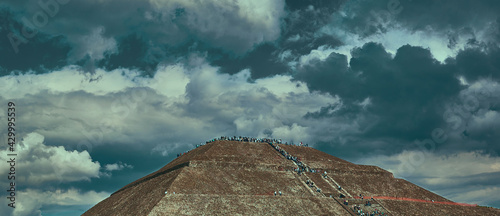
<box><xmin>277</xmin><ymin>144</ymin><xmax>354</xmax><ymax>169</ymax></box>
<box><xmin>149</xmin><ymin>194</ymin><xmax>350</xmax><ymax>216</ymax></box>
<box><xmin>308</xmin><ymin>173</ymin><xmax>336</xmax><ymax>194</ymax></box>
<box><xmin>84</xmin><ymin>141</ymin><xmax>499</xmax><ymax>215</ymax></box>
<box><xmin>84</xmin><ymin>167</ymin><xmax>182</xmax><ymax>216</ymax></box>
<box><xmin>169</xmin><ymin>166</ymin><xmax>312</xmax><ymax>196</ymax></box>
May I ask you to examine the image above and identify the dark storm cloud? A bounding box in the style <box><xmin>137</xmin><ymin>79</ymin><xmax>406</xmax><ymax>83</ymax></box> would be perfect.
<box><xmin>298</xmin><ymin>42</ymin><xmax>462</xmax><ymax>143</ymax></box>
<box><xmin>98</xmin><ymin>34</ymin><xmax>168</xmax><ymax>76</ymax></box>
<box><xmin>209</xmin><ymin>43</ymin><xmax>290</xmax><ymax>79</ymax></box>
<box><xmin>208</xmin><ymin>0</ymin><xmax>345</xmax><ymax>79</ymax></box>
<box><xmin>296</xmin><ymin>38</ymin><xmax>500</xmax><ymax>162</ymax></box>
<box><xmin>1</xmin><ymin>0</ymin><xmax>155</xmax><ymax>39</ymax></box>
<box><xmin>326</xmin><ymin>0</ymin><xmax>403</xmax><ymax>38</ymax></box>
<box><xmin>453</xmin><ymin>47</ymin><xmax>500</xmax><ymax>82</ymax></box>
<box><xmin>285</xmin><ymin>0</ymin><xmax>345</xmax><ymax>11</ymax></box>
<box><xmin>1</xmin><ymin>0</ymin><xmax>286</xmax><ymax>75</ymax></box>
<box><xmin>394</xmin><ymin>0</ymin><xmax>500</xmax><ymax>32</ymax></box>
<box><xmin>295</xmin><ymin>51</ymin><xmax>355</xmax><ymax>98</ymax></box>
<box><xmin>282</xmin><ymin>0</ymin><xmax>344</xmax><ymax>50</ymax></box>
<box><xmin>328</xmin><ymin>0</ymin><xmax>500</xmax><ymax>40</ymax></box>
<box><xmin>0</xmin><ymin>0</ymin><xmax>146</xmax><ymax>74</ymax></box>
<box><xmin>0</xmin><ymin>8</ymin><xmax>70</xmax><ymax>74</ymax></box>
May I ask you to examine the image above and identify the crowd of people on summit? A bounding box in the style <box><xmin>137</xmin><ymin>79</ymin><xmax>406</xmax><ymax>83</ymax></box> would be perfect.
<box><xmin>206</xmin><ymin>136</ymin><xmax>289</xmax><ymax>144</ymax></box>
<box><xmin>176</xmin><ymin>136</ymin><xmax>311</xmax><ymax>158</ymax></box>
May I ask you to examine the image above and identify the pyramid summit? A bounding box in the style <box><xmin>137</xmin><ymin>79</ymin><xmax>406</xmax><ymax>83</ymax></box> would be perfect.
<box><xmin>84</xmin><ymin>137</ymin><xmax>500</xmax><ymax>215</ymax></box>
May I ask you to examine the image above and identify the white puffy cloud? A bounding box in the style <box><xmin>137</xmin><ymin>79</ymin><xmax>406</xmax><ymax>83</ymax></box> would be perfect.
<box><xmin>181</xmin><ymin>62</ymin><xmax>338</xmax><ymax>142</ymax></box>
<box><xmin>298</xmin><ymin>45</ymin><xmax>338</xmax><ymax>66</ymax></box>
<box><xmin>0</xmin><ymin>189</ymin><xmax>109</xmax><ymax>216</ymax></box>
<box><xmin>0</xmin><ymin>133</ymin><xmax>100</xmax><ymax>186</ymax></box>
<box><xmin>270</xmin><ymin>123</ymin><xmax>311</xmax><ymax>144</ymax></box>
<box><xmin>0</xmin><ymin>66</ymin><xmax>140</xmax><ymax>99</ymax></box>
<box><xmin>0</xmin><ymin>64</ymin><xmax>190</xmax><ymax>100</ymax></box>
<box><xmin>105</xmin><ymin>162</ymin><xmax>133</xmax><ymax>171</ymax></box>
<box><xmin>0</xmin><ymin>133</ymin><xmax>103</xmax><ymax>215</ymax></box>
<box><xmin>146</xmin><ymin>64</ymin><xmax>189</xmax><ymax>98</ymax></box>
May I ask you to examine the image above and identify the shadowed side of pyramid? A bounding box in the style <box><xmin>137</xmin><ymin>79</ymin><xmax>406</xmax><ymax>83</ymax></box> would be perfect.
<box><xmin>84</xmin><ymin>140</ymin><xmax>500</xmax><ymax>216</ymax></box>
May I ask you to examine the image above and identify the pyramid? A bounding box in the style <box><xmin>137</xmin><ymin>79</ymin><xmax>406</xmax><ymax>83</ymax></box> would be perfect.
<box><xmin>84</xmin><ymin>139</ymin><xmax>500</xmax><ymax>215</ymax></box>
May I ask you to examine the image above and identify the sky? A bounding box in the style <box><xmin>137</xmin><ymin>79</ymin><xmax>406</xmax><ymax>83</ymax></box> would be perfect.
<box><xmin>0</xmin><ymin>0</ymin><xmax>499</xmax><ymax>215</ymax></box>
